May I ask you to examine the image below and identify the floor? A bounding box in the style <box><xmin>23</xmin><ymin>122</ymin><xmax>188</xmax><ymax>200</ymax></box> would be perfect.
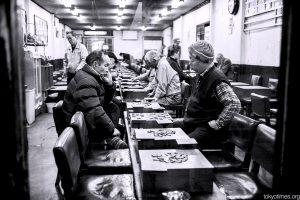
<box><xmin>27</xmin><ymin>112</ymin><xmax>59</xmax><ymax>200</ymax></box>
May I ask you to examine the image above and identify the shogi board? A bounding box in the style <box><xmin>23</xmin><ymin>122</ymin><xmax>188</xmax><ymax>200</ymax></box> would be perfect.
<box><xmin>139</xmin><ymin>149</ymin><xmax>214</xmax><ymax>193</ymax></box>
<box><xmin>121</xmin><ymin>85</ymin><xmax>144</xmax><ymax>89</ymax></box>
<box><xmin>130</xmin><ymin>113</ymin><xmax>173</xmax><ymax>128</ymax></box>
<box><xmin>134</xmin><ymin>128</ymin><xmax>197</xmax><ymax>149</ymax></box>
<box><xmin>126</xmin><ymin>102</ymin><xmax>164</xmax><ymax>113</ymax></box>
<box><xmin>122</xmin><ymin>89</ymin><xmax>148</xmax><ymax>101</ymax></box>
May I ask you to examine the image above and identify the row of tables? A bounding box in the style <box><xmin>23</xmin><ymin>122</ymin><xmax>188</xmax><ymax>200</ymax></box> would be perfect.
<box><xmin>115</xmin><ymin>65</ymin><xmax>226</xmax><ymax>199</ymax></box>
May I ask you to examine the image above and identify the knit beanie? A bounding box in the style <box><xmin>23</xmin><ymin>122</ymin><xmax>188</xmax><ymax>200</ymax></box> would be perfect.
<box><xmin>188</xmin><ymin>41</ymin><xmax>214</xmax><ymax>64</ymax></box>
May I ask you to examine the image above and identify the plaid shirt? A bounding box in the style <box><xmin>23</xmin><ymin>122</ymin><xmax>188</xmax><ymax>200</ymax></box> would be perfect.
<box><xmin>213</xmin><ymin>82</ymin><xmax>241</xmax><ymax>128</ymax></box>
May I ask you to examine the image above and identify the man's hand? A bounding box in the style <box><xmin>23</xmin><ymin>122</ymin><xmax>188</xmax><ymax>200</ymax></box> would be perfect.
<box><xmin>101</xmin><ymin>70</ymin><xmax>113</xmax><ymax>86</ymax></box>
<box><xmin>112</xmin><ymin>128</ymin><xmax>121</xmax><ymax>137</ymax></box>
<box><xmin>208</xmin><ymin>120</ymin><xmax>221</xmax><ymax>130</ymax></box>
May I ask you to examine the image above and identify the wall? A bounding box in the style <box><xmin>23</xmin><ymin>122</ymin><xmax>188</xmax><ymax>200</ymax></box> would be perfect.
<box><xmin>211</xmin><ymin>0</ymin><xmax>281</xmax><ymax>66</ymax></box>
<box><xmin>210</xmin><ymin>0</ymin><xmax>243</xmax><ymax>64</ymax></box>
<box><xmin>26</xmin><ymin>1</ymin><xmax>69</xmax><ymax>59</ymax></box>
<box><xmin>113</xmin><ymin>30</ymin><xmax>162</xmax><ymax>59</ymax></box>
<box><xmin>163</xmin><ymin>27</ymin><xmax>172</xmax><ymax>56</ymax></box>
<box><xmin>173</xmin><ymin>4</ymin><xmax>210</xmax><ymax>60</ymax></box>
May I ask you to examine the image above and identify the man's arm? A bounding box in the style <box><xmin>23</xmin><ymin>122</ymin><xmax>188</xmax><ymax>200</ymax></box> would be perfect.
<box><xmin>76</xmin><ymin>44</ymin><xmax>88</xmax><ymax>71</ymax></box>
<box><xmin>209</xmin><ymin>82</ymin><xmax>241</xmax><ymax>130</ymax></box>
<box><xmin>74</xmin><ymin>80</ymin><xmax>115</xmax><ymax>134</ymax></box>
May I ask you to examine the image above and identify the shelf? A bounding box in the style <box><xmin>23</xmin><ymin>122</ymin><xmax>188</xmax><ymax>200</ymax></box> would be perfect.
<box><xmin>25</xmin><ymin>43</ymin><xmax>46</xmax><ymax>46</ymax></box>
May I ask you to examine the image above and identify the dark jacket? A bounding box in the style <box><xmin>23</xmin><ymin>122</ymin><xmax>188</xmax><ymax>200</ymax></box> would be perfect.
<box><xmin>184</xmin><ymin>66</ymin><xmax>229</xmax><ymax>128</ymax></box>
<box><xmin>62</xmin><ymin>64</ymin><xmax>116</xmax><ymax>137</ymax></box>
<box><xmin>167</xmin><ymin>57</ymin><xmax>188</xmax><ymax>82</ymax></box>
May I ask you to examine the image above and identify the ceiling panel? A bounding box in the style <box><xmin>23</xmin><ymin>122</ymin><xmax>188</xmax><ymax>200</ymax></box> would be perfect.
<box><xmin>32</xmin><ymin>0</ymin><xmax>207</xmax><ymax>31</ymax></box>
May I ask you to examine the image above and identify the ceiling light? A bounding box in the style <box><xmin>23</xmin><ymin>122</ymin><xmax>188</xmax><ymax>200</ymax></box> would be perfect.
<box><xmin>90</xmin><ymin>25</ymin><xmax>96</xmax><ymax>30</ymax></box>
<box><xmin>117</xmin><ymin>15</ymin><xmax>123</xmax><ymax>21</ymax></box>
<box><xmin>118</xmin><ymin>8</ymin><xmax>124</xmax><ymax>16</ymax></box>
<box><xmin>62</xmin><ymin>0</ymin><xmax>71</xmax><ymax>8</ymax></box>
<box><xmin>84</xmin><ymin>31</ymin><xmax>107</xmax><ymax>36</ymax></box>
<box><xmin>161</xmin><ymin>6</ymin><xmax>172</xmax><ymax>16</ymax></box>
<box><xmin>154</xmin><ymin>14</ymin><xmax>162</xmax><ymax>22</ymax></box>
<box><xmin>141</xmin><ymin>26</ymin><xmax>147</xmax><ymax>31</ymax></box>
<box><xmin>77</xmin><ymin>14</ymin><xmax>83</xmax><ymax>20</ymax></box>
<box><xmin>70</xmin><ymin>7</ymin><xmax>78</xmax><ymax>16</ymax></box>
<box><xmin>116</xmin><ymin>26</ymin><xmax>121</xmax><ymax>31</ymax></box>
<box><xmin>119</xmin><ymin>0</ymin><xmax>126</xmax><ymax>8</ymax></box>
<box><xmin>172</xmin><ymin>0</ymin><xmax>184</xmax><ymax>9</ymax></box>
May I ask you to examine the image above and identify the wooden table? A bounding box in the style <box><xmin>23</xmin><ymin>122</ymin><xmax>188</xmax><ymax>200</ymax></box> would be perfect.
<box><xmin>230</xmin><ymin>82</ymin><xmax>250</xmax><ymax>86</ymax></box>
<box><xmin>233</xmin><ymin>85</ymin><xmax>273</xmax><ymax>99</ymax></box>
<box><xmin>124</xmin><ymin>111</ymin><xmax>226</xmax><ymax>200</ymax></box>
<box><xmin>126</xmin><ymin>102</ymin><xmax>165</xmax><ymax>113</ymax></box>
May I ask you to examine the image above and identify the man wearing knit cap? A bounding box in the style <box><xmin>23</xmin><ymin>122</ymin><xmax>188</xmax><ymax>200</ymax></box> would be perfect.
<box><xmin>174</xmin><ymin>41</ymin><xmax>241</xmax><ymax>148</ymax></box>
<box><xmin>144</xmin><ymin>50</ymin><xmax>182</xmax><ymax>106</ymax></box>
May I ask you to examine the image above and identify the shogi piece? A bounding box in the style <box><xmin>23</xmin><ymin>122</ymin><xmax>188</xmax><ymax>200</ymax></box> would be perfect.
<box><xmin>139</xmin><ymin>149</ymin><xmax>214</xmax><ymax>194</ymax></box>
<box><xmin>126</xmin><ymin>102</ymin><xmax>164</xmax><ymax>113</ymax></box>
<box><xmin>130</xmin><ymin>113</ymin><xmax>173</xmax><ymax>128</ymax></box>
<box><xmin>135</xmin><ymin>128</ymin><xmax>197</xmax><ymax>149</ymax></box>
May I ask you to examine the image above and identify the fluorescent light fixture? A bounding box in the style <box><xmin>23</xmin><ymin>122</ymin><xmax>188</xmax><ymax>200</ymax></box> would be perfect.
<box><xmin>118</xmin><ymin>8</ymin><xmax>124</xmax><ymax>16</ymax></box>
<box><xmin>119</xmin><ymin>0</ymin><xmax>126</xmax><ymax>8</ymax></box>
<box><xmin>77</xmin><ymin>14</ymin><xmax>83</xmax><ymax>20</ymax></box>
<box><xmin>70</xmin><ymin>7</ymin><xmax>78</xmax><ymax>15</ymax></box>
<box><xmin>116</xmin><ymin>15</ymin><xmax>123</xmax><ymax>21</ymax></box>
<box><xmin>116</xmin><ymin>26</ymin><xmax>121</xmax><ymax>30</ymax></box>
<box><xmin>90</xmin><ymin>25</ymin><xmax>96</xmax><ymax>30</ymax></box>
<box><xmin>141</xmin><ymin>26</ymin><xmax>147</xmax><ymax>31</ymax></box>
<box><xmin>161</xmin><ymin>7</ymin><xmax>172</xmax><ymax>16</ymax></box>
<box><xmin>172</xmin><ymin>0</ymin><xmax>184</xmax><ymax>9</ymax></box>
<box><xmin>84</xmin><ymin>31</ymin><xmax>107</xmax><ymax>36</ymax></box>
<box><xmin>154</xmin><ymin>14</ymin><xmax>162</xmax><ymax>22</ymax></box>
<box><xmin>62</xmin><ymin>0</ymin><xmax>71</xmax><ymax>8</ymax></box>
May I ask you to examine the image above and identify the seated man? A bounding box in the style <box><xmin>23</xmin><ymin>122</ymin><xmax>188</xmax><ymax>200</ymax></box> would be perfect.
<box><xmin>167</xmin><ymin>48</ymin><xmax>188</xmax><ymax>82</ymax></box>
<box><xmin>62</xmin><ymin>50</ymin><xmax>128</xmax><ymax>149</ymax></box>
<box><xmin>215</xmin><ymin>53</ymin><xmax>232</xmax><ymax>76</ymax></box>
<box><xmin>144</xmin><ymin>50</ymin><xmax>182</xmax><ymax>106</ymax></box>
<box><xmin>174</xmin><ymin>41</ymin><xmax>241</xmax><ymax>148</ymax></box>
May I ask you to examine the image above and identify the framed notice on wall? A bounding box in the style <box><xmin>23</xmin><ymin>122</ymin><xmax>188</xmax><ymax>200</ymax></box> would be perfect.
<box><xmin>34</xmin><ymin>15</ymin><xmax>48</xmax><ymax>45</ymax></box>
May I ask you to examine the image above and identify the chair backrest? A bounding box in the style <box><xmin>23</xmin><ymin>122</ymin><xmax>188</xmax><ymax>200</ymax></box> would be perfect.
<box><xmin>250</xmin><ymin>75</ymin><xmax>263</xmax><ymax>86</ymax></box>
<box><xmin>228</xmin><ymin>113</ymin><xmax>260</xmax><ymax>153</ymax></box>
<box><xmin>53</xmin><ymin>127</ymin><xmax>81</xmax><ymax>199</ymax></box>
<box><xmin>268</xmin><ymin>78</ymin><xmax>278</xmax><ymax>97</ymax></box>
<box><xmin>70</xmin><ymin>111</ymin><xmax>89</xmax><ymax>162</ymax></box>
<box><xmin>53</xmin><ymin>100</ymin><xmax>67</xmax><ymax>136</ymax></box>
<box><xmin>251</xmin><ymin>93</ymin><xmax>271</xmax><ymax>125</ymax></box>
<box><xmin>251</xmin><ymin>124</ymin><xmax>276</xmax><ymax>174</ymax></box>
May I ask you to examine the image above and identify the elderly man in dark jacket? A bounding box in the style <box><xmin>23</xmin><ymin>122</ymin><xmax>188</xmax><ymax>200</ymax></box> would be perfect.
<box><xmin>62</xmin><ymin>50</ymin><xmax>127</xmax><ymax>149</ymax></box>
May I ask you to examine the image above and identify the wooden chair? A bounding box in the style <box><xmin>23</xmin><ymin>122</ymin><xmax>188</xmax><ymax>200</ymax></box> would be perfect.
<box><xmin>163</xmin><ymin>81</ymin><xmax>191</xmax><ymax>118</ymax></box>
<box><xmin>53</xmin><ymin>127</ymin><xmax>135</xmax><ymax>200</ymax></box>
<box><xmin>52</xmin><ymin>100</ymin><xmax>67</xmax><ymax>136</ymax></box>
<box><xmin>268</xmin><ymin>78</ymin><xmax>278</xmax><ymax>97</ymax></box>
<box><xmin>215</xmin><ymin>124</ymin><xmax>276</xmax><ymax>199</ymax></box>
<box><xmin>251</xmin><ymin>93</ymin><xmax>276</xmax><ymax>127</ymax></box>
<box><xmin>70</xmin><ymin>111</ymin><xmax>132</xmax><ymax>174</ymax></box>
<box><xmin>52</xmin><ymin>100</ymin><xmax>68</xmax><ymax>187</ymax></box>
<box><xmin>250</xmin><ymin>75</ymin><xmax>263</xmax><ymax>86</ymax></box>
<box><xmin>202</xmin><ymin>113</ymin><xmax>260</xmax><ymax>172</ymax></box>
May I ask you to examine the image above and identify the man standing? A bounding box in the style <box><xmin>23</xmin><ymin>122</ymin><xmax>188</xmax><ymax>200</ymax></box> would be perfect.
<box><xmin>144</xmin><ymin>50</ymin><xmax>181</xmax><ymax>107</ymax></box>
<box><xmin>174</xmin><ymin>41</ymin><xmax>241</xmax><ymax>148</ymax></box>
<box><xmin>167</xmin><ymin>38</ymin><xmax>181</xmax><ymax>59</ymax></box>
<box><xmin>215</xmin><ymin>53</ymin><xmax>232</xmax><ymax>76</ymax></box>
<box><xmin>64</xmin><ymin>31</ymin><xmax>88</xmax><ymax>84</ymax></box>
<box><xmin>62</xmin><ymin>50</ymin><xmax>127</xmax><ymax>149</ymax></box>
